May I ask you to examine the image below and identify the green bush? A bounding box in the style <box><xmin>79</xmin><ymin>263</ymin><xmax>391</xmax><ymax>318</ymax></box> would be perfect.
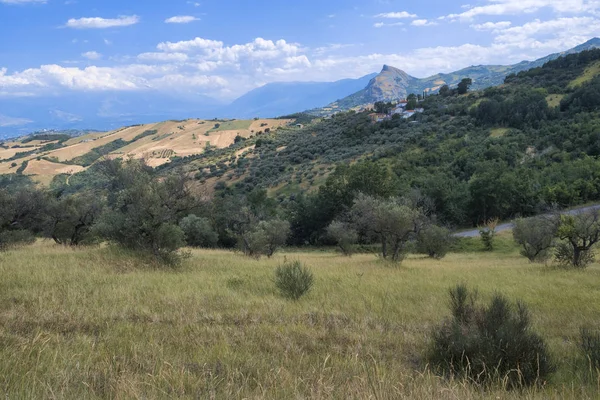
<box><xmin>179</xmin><ymin>215</ymin><xmax>218</xmax><ymax>248</ymax></box>
<box><xmin>274</xmin><ymin>260</ymin><xmax>314</xmax><ymax>300</ymax></box>
<box><xmin>428</xmin><ymin>284</ymin><xmax>554</xmax><ymax>388</ymax></box>
<box><xmin>513</xmin><ymin>216</ymin><xmax>558</xmax><ymax>262</ymax></box>
<box><xmin>416</xmin><ymin>225</ymin><xmax>453</xmax><ymax>259</ymax></box>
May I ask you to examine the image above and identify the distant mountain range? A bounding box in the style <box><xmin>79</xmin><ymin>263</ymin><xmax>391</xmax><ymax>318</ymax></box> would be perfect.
<box><xmin>310</xmin><ymin>37</ymin><xmax>600</xmax><ymax>115</ymax></box>
<box><xmin>1</xmin><ymin>38</ymin><xmax>599</xmax><ymax>138</ymax></box>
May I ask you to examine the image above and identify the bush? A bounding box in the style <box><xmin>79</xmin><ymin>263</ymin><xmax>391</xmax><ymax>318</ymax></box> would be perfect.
<box><xmin>428</xmin><ymin>284</ymin><xmax>554</xmax><ymax>388</ymax></box>
<box><xmin>513</xmin><ymin>216</ymin><xmax>558</xmax><ymax>262</ymax></box>
<box><xmin>327</xmin><ymin>220</ymin><xmax>358</xmax><ymax>256</ymax></box>
<box><xmin>580</xmin><ymin>327</ymin><xmax>600</xmax><ymax>373</ymax></box>
<box><xmin>274</xmin><ymin>260</ymin><xmax>314</xmax><ymax>300</ymax></box>
<box><xmin>179</xmin><ymin>215</ymin><xmax>218</xmax><ymax>248</ymax></box>
<box><xmin>416</xmin><ymin>225</ymin><xmax>453</xmax><ymax>259</ymax></box>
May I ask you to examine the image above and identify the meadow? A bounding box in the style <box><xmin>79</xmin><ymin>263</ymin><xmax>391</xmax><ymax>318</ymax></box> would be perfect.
<box><xmin>0</xmin><ymin>236</ymin><xmax>599</xmax><ymax>399</ymax></box>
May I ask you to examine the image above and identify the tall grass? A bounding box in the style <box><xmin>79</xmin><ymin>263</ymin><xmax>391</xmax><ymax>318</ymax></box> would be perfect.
<box><xmin>0</xmin><ymin>239</ymin><xmax>598</xmax><ymax>398</ymax></box>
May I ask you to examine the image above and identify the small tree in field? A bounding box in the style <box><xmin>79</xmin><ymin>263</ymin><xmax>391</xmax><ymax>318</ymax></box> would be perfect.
<box><xmin>416</xmin><ymin>224</ymin><xmax>453</xmax><ymax>259</ymax></box>
<box><xmin>327</xmin><ymin>220</ymin><xmax>358</xmax><ymax>256</ymax></box>
<box><xmin>513</xmin><ymin>215</ymin><xmax>558</xmax><ymax>262</ymax></box>
<box><xmin>479</xmin><ymin>217</ymin><xmax>499</xmax><ymax>251</ymax></box>
<box><xmin>274</xmin><ymin>260</ymin><xmax>314</xmax><ymax>300</ymax></box>
<box><xmin>555</xmin><ymin>210</ymin><xmax>600</xmax><ymax>268</ymax></box>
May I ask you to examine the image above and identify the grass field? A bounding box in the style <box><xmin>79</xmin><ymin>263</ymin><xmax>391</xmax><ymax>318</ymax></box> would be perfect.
<box><xmin>0</xmin><ymin>237</ymin><xmax>599</xmax><ymax>398</ymax></box>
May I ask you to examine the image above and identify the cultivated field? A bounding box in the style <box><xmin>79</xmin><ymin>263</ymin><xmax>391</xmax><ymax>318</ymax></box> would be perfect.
<box><xmin>0</xmin><ymin>118</ymin><xmax>292</xmax><ymax>185</ymax></box>
<box><xmin>0</xmin><ymin>236</ymin><xmax>599</xmax><ymax>399</ymax></box>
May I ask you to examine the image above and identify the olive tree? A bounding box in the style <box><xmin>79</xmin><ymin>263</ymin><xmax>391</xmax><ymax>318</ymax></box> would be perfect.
<box><xmin>555</xmin><ymin>210</ymin><xmax>600</xmax><ymax>268</ymax></box>
<box><xmin>512</xmin><ymin>215</ymin><xmax>558</xmax><ymax>262</ymax></box>
<box><xmin>179</xmin><ymin>215</ymin><xmax>218</xmax><ymax>248</ymax></box>
<box><xmin>351</xmin><ymin>194</ymin><xmax>420</xmax><ymax>262</ymax></box>
<box><xmin>327</xmin><ymin>220</ymin><xmax>358</xmax><ymax>256</ymax></box>
<box><xmin>44</xmin><ymin>192</ymin><xmax>104</xmax><ymax>246</ymax></box>
<box><xmin>93</xmin><ymin>159</ymin><xmax>198</xmax><ymax>263</ymax></box>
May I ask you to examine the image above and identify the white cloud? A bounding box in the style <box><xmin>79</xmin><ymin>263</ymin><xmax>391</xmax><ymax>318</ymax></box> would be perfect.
<box><xmin>157</xmin><ymin>37</ymin><xmax>223</xmax><ymax>52</ymax></box>
<box><xmin>65</xmin><ymin>15</ymin><xmax>140</xmax><ymax>29</ymax></box>
<box><xmin>374</xmin><ymin>22</ymin><xmax>404</xmax><ymax>28</ymax></box>
<box><xmin>137</xmin><ymin>52</ymin><xmax>189</xmax><ymax>62</ymax></box>
<box><xmin>411</xmin><ymin>19</ymin><xmax>437</xmax><ymax>26</ymax></box>
<box><xmin>165</xmin><ymin>15</ymin><xmax>199</xmax><ymax>24</ymax></box>
<box><xmin>375</xmin><ymin>11</ymin><xmax>417</xmax><ymax>19</ymax></box>
<box><xmin>82</xmin><ymin>51</ymin><xmax>102</xmax><ymax>60</ymax></box>
<box><xmin>445</xmin><ymin>0</ymin><xmax>599</xmax><ymax>21</ymax></box>
<box><xmin>471</xmin><ymin>21</ymin><xmax>512</xmax><ymax>31</ymax></box>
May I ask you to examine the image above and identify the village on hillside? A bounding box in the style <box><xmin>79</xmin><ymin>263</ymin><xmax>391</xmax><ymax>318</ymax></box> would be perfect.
<box><xmin>366</xmin><ymin>99</ymin><xmax>425</xmax><ymax>123</ymax></box>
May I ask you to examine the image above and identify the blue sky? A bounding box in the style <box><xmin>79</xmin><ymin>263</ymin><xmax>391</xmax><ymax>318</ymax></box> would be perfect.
<box><xmin>0</xmin><ymin>0</ymin><xmax>599</xmax><ymax>104</ymax></box>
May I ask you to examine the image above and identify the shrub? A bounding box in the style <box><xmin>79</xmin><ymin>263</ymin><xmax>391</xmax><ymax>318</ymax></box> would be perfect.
<box><xmin>555</xmin><ymin>211</ymin><xmax>600</xmax><ymax>268</ymax></box>
<box><xmin>416</xmin><ymin>225</ymin><xmax>453</xmax><ymax>259</ymax></box>
<box><xmin>274</xmin><ymin>260</ymin><xmax>314</xmax><ymax>300</ymax></box>
<box><xmin>179</xmin><ymin>215</ymin><xmax>218</xmax><ymax>248</ymax></box>
<box><xmin>580</xmin><ymin>328</ymin><xmax>600</xmax><ymax>373</ymax></box>
<box><xmin>478</xmin><ymin>218</ymin><xmax>499</xmax><ymax>251</ymax></box>
<box><xmin>327</xmin><ymin>220</ymin><xmax>358</xmax><ymax>256</ymax></box>
<box><xmin>428</xmin><ymin>284</ymin><xmax>554</xmax><ymax>388</ymax></box>
<box><xmin>513</xmin><ymin>216</ymin><xmax>558</xmax><ymax>262</ymax></box>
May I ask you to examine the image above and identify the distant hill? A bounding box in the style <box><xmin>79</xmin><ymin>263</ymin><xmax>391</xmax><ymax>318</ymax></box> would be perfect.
<box><xmin>310</xmin><ymin>37</ymin><xmax>600</xmax><ymax>115</ymax></box>
<box><xmin>221</xmin><ymin>74</ymin><xmax>377</xmax><ymax>119</ymax></box>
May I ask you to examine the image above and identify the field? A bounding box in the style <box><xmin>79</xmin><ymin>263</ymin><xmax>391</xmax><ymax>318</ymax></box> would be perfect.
<box><xmin>0</xmin><ymin>118</ymin><xmax>292</xmax><ymax>185</ymax></box>
<box><xmin>0</xmin><ymin>237</ymin><xmax>599</xmax><ymax>399</ymax></box>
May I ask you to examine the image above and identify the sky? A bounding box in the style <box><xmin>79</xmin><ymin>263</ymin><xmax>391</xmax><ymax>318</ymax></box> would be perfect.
<box><xmin>0</xmin><ymin>0</ymin><xmax>599</xmax><ymax>103</ymax></box>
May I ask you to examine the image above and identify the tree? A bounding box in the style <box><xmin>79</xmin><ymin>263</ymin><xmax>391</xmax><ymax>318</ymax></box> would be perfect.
<box><xmin>351</xmin><ymin>194</ymin><xmax>420</xmax><ymax>262</ymax></box>
<box><xmin>45</xmin><ymin>191</ymin><xmax>104</xmax><ymax>246</ymax></box>
<box><xmin>513</xmin><ymin>215</ymin><xmax>558</xmax><ymax>262</ymax></box>
<box><xmin>406</xmin><ymin>93</ymin><xmax>418</xmax><ymax>110</ymax></box>
<box><xmin>439</xmin><ymin>85</ymin><xmax>451</xmax><ymax>97</ymax></box>
<box><xmin>457</xmin><ymin>78</ymin><xmax>472</xmax><ymax>95</ymax></box>
<box><xmin>374</xmin><ymin>101</ymin><xmax>393</xmax><ymax>114</ymax></box>
<box><xmin>257</xmin><ymin>218</ymin><xmax>291</xmax><ymax>257</ymax></box>
<box><xmin>327</xmin><ymin>220</ymin><xmax>358</xmax><ymax>256</ymax></box>
<box><xmin>555</xmin><ymin>210</ymin><xmax>600</xmax><ymax>268</ymax></box>
<box><xmin>479</xmin><ymin>218</ymin><xmax>499</xmax><ymax>251</ymax></box>
<box><xmin>416</xmin><ymin>224</ymin><xmax>453</xmax><ymax>259</ymax></box>
<box><xmin>93</xmin><ymin>159</ymin><xmax>197</xmax><ymax>263</ymax></box>
<box><xmin>0</xmin><ymin>187</ymin><xmax>48</xmax><ymax>250</ymax></box>
<box><xmin>179</xmin><ymin>214</ymin><xmax>218</xmax><ymax>248</ymax></box>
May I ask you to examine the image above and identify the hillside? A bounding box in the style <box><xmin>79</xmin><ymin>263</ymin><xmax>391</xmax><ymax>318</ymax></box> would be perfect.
<box><xmin>310</xmin><ymin>38</ymin><xmax>600</xmax><ymax>115</ymax></box>
<box><xmin>0</xmin><ymin>118</ymin><xmax>292</xmax><ymax>185</ymax></box>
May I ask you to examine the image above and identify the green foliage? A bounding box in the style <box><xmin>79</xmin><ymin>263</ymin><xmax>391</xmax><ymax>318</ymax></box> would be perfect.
<box><xmin>44</xmin><ymin>192</ymin><xmax>104</xmax><ymax>246</ymax></box>
<box><xmin>0</xmin><ymin>187</ymin><xmax>48</xmax><ymax>250</ymax></box>
<box><xmin>428</xmin><ymin>284</ymin><xmax>554</xmax><ymax>388</ymax></box>
<box><xmin>513</xmin><ymin>215</ymin><xmax>558</xmax><ymax>262</ymax></box>
<box><xmin>92</xmin><ymin>159</ymin><xmax>196</xmax><ymax>264</ymax></box>
<box><xmin>457</xmin><ymin>78</ymin><xmax>472</xmax><ymax>95</ymax></box>
<box><xmin>351</xmin><ymin>194</ymin><xmax>420</xmax><ymax>262</ymax></box>
<box><xmin>326</xmin><ymin>220</ymin><xmax>358</xmax><ymax>256</ymax></box>
<box><xmin>555</xmin><ymin>211</ymin><xmax>600</xmax><ymax>268</ymax></box>
<box><xmin>179</xmin><ymin>215</ymin><xmax>218</xmax><ymax>248</ymax></box>
<box><xmin>274</xmin><ymin>260</ymin><xmax>314</xmax><ymax>300</ymax></box>
<box><xmin>416</xmin><ymin>225</ymin><xmax>453</xmax><ymax>259</ymax></box>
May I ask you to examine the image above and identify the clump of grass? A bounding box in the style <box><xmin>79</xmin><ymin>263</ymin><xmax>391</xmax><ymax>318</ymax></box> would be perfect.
<box><xmin>428</xmin><ymin>284</ymin><xmax>554</xmax><ymax>389</ymax></box>
<box><xmin>274</xmin><ymin>260</ymin><xmax>314</xmax><ymax>300</ymax></box>
<box><xmin>579</xmin><ymin>327</ymin><xmax>600</xmax><ymax>374</ymax></box>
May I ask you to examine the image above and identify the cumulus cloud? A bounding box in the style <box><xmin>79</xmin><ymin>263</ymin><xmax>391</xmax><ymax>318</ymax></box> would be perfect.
<box><xmin>411</xmin><ymin>19</ymin><xmax>437</xmax><ymax>26</ymax></box>
<box><xmin>471</xmin><ymin>21</ymin><xmax>513</xmax><ymax>31</ymax></box>
<box><xmin>165</xmin><ymin>15</ymin><xmax>199</xmax><ymax>24</ymax></box>
<box><xmin>445</xmin><ymin>0</ymin><xmax>599</xmax><ymax>21</ymax></box>
<box><xmin>82</xmin><ymin>51</ymin><xmax>102</xmax><ymax>60</ymax></box>
<box><xmin>66</xmin><ymin>15</ymin><xmax>140</xmax><ymax>29</ymax></box>
<box><xmin>374</xmin><ymin>22</ymin><xmax>404</xmax><ymax>28</ymax></box>
<box><xmin>375</xmin><ymin>11</ymin><xmax>417</xmax><ymax>19</ymax></box>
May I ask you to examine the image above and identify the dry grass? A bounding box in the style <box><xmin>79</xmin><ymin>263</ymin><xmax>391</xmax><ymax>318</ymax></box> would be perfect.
<box><xmin>569</xmin><ymin>61</ymin><xmax>600</xmax><ymax>88</ymax></box>
<box><xmin>0</xmin><ymin>240</ymin><xmax>598</xmax><ymax>398</ymax></box>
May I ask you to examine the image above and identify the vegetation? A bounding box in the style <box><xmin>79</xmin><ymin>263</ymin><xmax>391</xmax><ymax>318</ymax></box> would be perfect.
<box><xmin>428</xmin><ymin>284</ymin><xmax>554</xmax><ymax>388</ymax></box>
<box><xmin>274</xmin><ymin>260</ymin><xmax>314</xmax><ymax>300</ymax></box>
<box><xmin>513</xmin><ymin>215</ymin><xmax>558</xmax><ymax>262</ymax></box>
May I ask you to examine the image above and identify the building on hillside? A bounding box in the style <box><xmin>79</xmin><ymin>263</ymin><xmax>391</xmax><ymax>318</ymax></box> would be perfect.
<box><xmin>369</xmin><ymin>113</ymin><xmax>389</xmax><ymax>123</ymax></box>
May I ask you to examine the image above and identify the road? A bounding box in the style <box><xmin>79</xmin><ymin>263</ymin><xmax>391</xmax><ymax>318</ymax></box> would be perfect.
<box><xmin>453</xmin><ymin>204</ymin><xmax>600</xmax><ymax>238</ymax></box>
